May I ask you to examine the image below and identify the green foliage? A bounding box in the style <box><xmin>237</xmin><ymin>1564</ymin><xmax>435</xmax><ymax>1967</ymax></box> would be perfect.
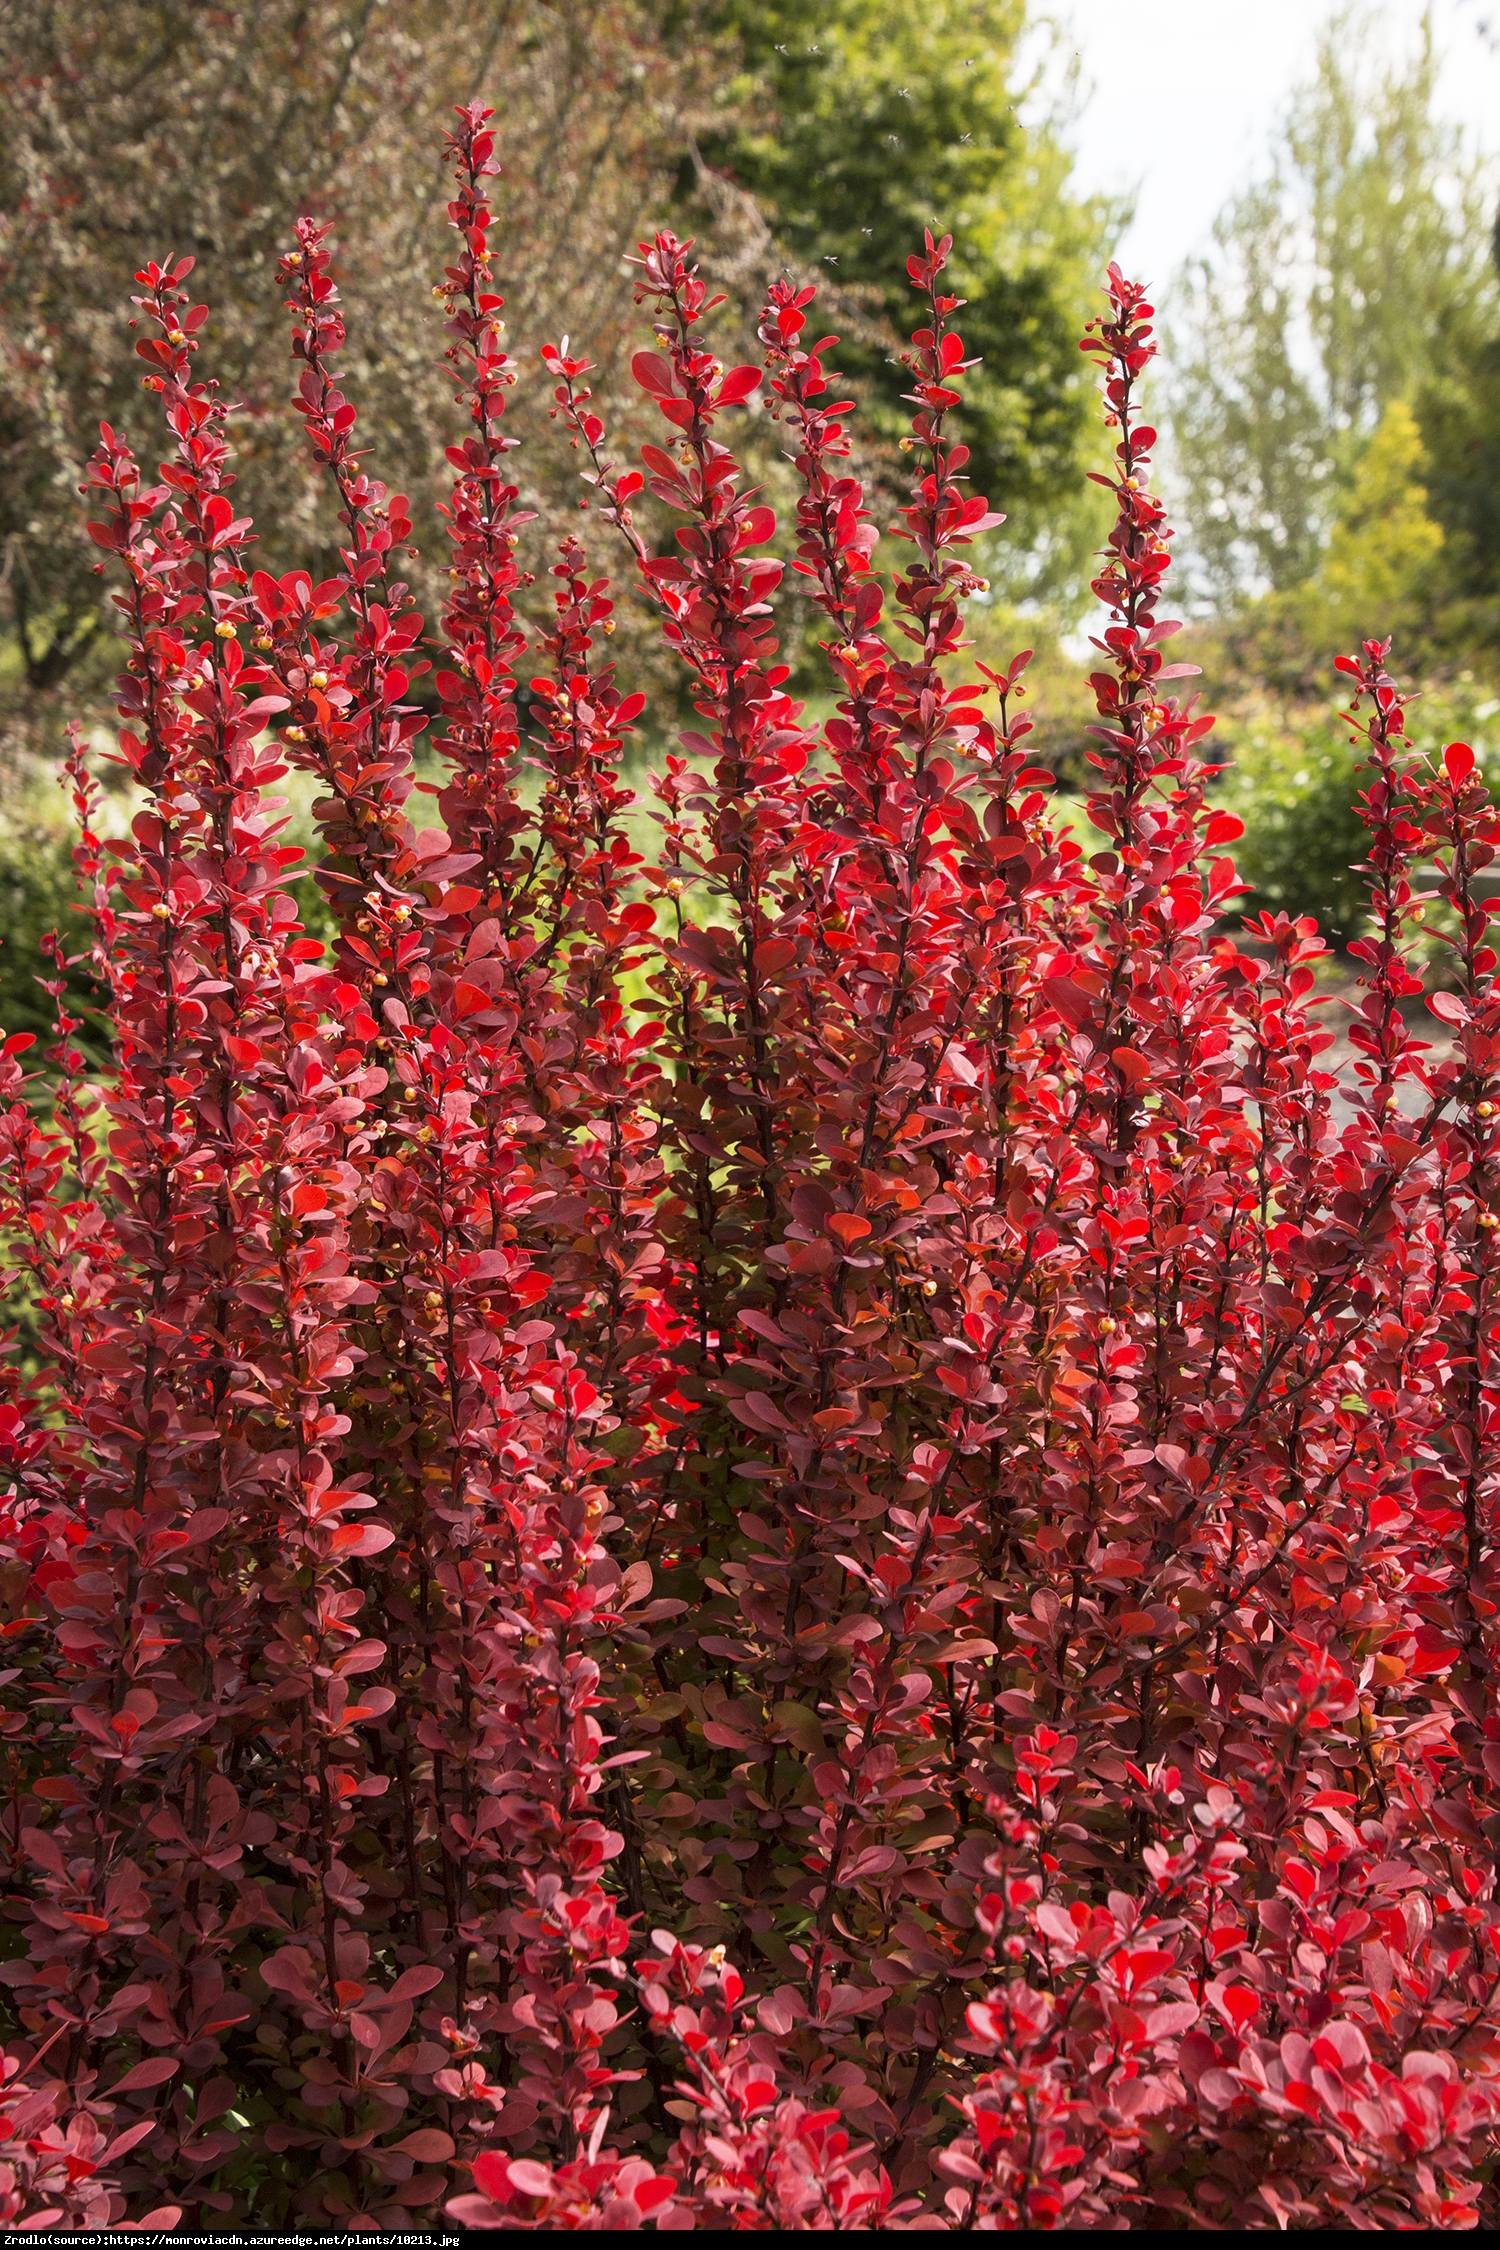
<box><xmin>1216</xmin><ymin>706</ymin><xmax>1370</xmax><ymax>943</ymax></box>
<box><xmin>706</xmin><ymin>0</ymin><xmax>1117</xmax><ymax>566</ymax></box>
<box><xmin>0</xmin><ymin>814</ymin><xmax>94</xmax><ymax>1057</ymax></box>
<box><xmin>1216</xmin><ymin>677</ymin><xmax>1500</xmax><ymax>945</ymax></box>
<box><xmin>1171</xmin><ymin>171</ymin><xmax>1334</xmax><ymax>599</ymax></box>
<box><xmin>1226</xmin><ymin>399</ymin><xmax>1454</xmax><ymax>687</ymax></box>
<box><xmin>1416</xmin><ymin>211</ymin><xmax>1500</xmax><ymax>604</ymax></box>
<box><xmin>1313</xmin><ymin>400</ymin><xmax>1446</xmax><ymax>636</ymax></box>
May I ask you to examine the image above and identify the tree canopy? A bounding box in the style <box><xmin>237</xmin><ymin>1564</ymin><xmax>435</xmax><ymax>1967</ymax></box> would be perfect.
<box><xmin>1168</xmin><ymin>8</ymin><xmax>1498</xmax><ymax>624</ymax></box>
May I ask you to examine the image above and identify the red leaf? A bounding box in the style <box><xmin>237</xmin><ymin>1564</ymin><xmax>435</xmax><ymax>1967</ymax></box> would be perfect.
<box><xmin>631</xmin><ymin>351</ymin><xmax>676</xmax><ymax>400</ymax></box>
<box><xmin>1041</xmin><ymin>974</ymin><xmax>1093</xmax><ymax>1027</ymax></box>
<box><xmin>398</xmin><ymin>2127</ymin><xmax>456</xmax><ymax>2161</ymax></box>
<box><xmin>715</xmin><ymin>365</ymin><xmax>762</xmax><ymax>407</ymax></box>
<box><xmin>110</xmin><ymin>2057</ymin><xmax>180</xmax><ymax>2093</ymax></box>
<box><xmin>328</xmin><ymin>1523</ymin><xmax>396</xmax><ymax>1557</ymax></box>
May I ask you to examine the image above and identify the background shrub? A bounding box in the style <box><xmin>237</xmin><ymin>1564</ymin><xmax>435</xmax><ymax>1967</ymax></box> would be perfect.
<box><xmin>1215</xmin><ymin>678</ymin><xmax>1500</xmax><ymax>947</ymax></box>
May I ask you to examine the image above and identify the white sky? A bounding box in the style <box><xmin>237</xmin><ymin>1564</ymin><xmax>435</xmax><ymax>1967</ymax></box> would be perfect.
<box><xmin>1054</xmin><ymin>0</ymin><xmax>1500</xmax><ymax>292</ymax></box>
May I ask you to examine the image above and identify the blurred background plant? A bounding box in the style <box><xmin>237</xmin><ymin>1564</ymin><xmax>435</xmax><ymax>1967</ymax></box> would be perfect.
<box><xmin>1168</xmin><ymin>6</ymin><xmax>1500</xmax><ymax>654</ymax></box>
<box><xmin>1214</xmin><ymin>675</ymin><xmax>1500</xmax><ymax>945</ymax></box>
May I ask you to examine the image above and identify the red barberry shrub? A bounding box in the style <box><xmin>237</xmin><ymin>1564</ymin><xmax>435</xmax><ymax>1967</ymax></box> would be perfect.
<box><xmin>2</xmin><ymin>101</ymin><xmax>1500</xmax><ymax>2232</ymax></box>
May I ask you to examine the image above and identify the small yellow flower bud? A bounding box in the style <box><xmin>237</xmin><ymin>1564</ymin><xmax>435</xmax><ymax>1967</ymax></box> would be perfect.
<box><xmin>215</xmin><ymin>620</ymin><xmax>236</xmax><ymax>638</ymax></box>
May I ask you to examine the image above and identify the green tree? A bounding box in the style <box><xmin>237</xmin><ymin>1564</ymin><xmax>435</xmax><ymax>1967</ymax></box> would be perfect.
<box><xmin>1169</xmin><ymin>7</ymin><xmax>1497</xmax><ymax>612</ymax></box>
<box><xmin>1416</xmin><ymin>208</ymin><xmax>1500</xmax><ymax>604</ymax></box>
<box><xmin>702</xmin><ymin>0</ymin><xmax>1118</xmax><ymax>593</ymax></box>
<box><xmin>1304</xmin><ymin>397</ymin><xmax>1447</xmax><ymax>650</ymax></box>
